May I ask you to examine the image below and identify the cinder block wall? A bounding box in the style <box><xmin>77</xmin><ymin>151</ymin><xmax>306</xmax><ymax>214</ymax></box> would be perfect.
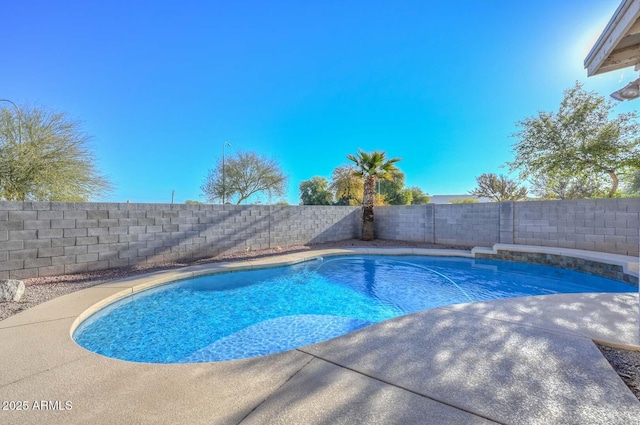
<box><xmin>375</xmin><ymin>203</ymin><xmax>500</xmax><ymax>246</ymax></box>
<box><xmin>512</xmin><ymin>199</ymin><xmax>640</xmax><ymax>254</ymax></box>
<box><xmin>0</xmin><ymin>202</ymin><xmax>360</xmax><ymax>279</ymax></box>
<box><xmin>1</xmin><ymin>199</ymin><xmax>638</xmax><ymax>279</ymax></box>
<box><xmin>435</xmin><ymin>203</ymin><xmax>500</xmax><ymax>246</ymax></box>
<box><xmin>374</xmin><ymin>205</ymin><xmax>432</xmax><ymax>242</ymax></box>
<box><xmin>270</xmin><ymin>205</ymin><xmax>362</xmax><ymax>247</ymax></box>
<box><xmin>374</xmin><ymin>199</ymin><xmax>639</xmax><ymax>256</ymax></box>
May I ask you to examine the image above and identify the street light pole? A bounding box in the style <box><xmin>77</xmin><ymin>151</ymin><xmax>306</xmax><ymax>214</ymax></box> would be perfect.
<box><xmin>222</xmin><ymin>141</ymin><xmax>231</xmax><ymax>204</ymax></box>
<box><xmin>0</xmin><ymin>99</ymin><xmax>22</xmax><ymax>144</ymax></box>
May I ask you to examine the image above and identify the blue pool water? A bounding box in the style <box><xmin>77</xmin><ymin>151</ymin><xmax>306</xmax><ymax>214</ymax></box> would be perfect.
<box><xmin>73</xmin><ymin>256</ymin><xmax>635</xmax><ymax>363</ymax></box>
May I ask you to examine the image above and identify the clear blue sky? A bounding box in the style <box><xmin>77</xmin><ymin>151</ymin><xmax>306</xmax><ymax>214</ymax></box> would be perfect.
<box><xmin>2</xmin><ymin>0</ymin><xmax>638</xmax><ymax>204</ymax></box>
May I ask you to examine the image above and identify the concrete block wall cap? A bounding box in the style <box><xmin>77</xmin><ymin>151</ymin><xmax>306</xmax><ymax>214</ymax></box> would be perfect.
<box><xmin>412</xmin><ymin>248</ymin><xmax>474</xmax><ymax>258</ymax></box>
<box><xmin>488</xmin><ymin>243</ymin><xmax>637</xmax><ymax>259</ymax></box>
<box><xmin>470</xmin><ymin>246</ymin><xmax>495</xmax><ymax>256</ymax></box>
<box><xmin>295</xmin><ymin>248</ymin><xmax>476</xmax><ymax>258</ymax></box>
<box><xmin>479</xmin><ymin>244</ymin><xmax>639</xmax><ymax>278</ymax></box>
<box><xmin>365</xmin><ymin>248</ymin><xmax>416</xmax><ymax>255</ymax></box>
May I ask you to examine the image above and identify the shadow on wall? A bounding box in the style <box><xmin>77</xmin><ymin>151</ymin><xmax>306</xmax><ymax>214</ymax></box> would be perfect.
<box><xmin>0</xmin><ymin>198</ymin><xmax>638</xmax><ymax>279</ymax></box>
<box><xmin>373</xmin><ymin>204</ymin><xmax>501</xmax><ymax>247</ymax></box>
<box><xmin>98</xmin><ymin>204</ymin><xmax>363</xmax><ymax>272</ymax></box>
<box><xmin>308</xmin><ymin>208</ymin><xmax>362</xmax><ymax>245</ymax></box>
<box><xmin>0</xmin><ymin>202</ymin><xmax>362</xmax><ymax>279</ymax></box>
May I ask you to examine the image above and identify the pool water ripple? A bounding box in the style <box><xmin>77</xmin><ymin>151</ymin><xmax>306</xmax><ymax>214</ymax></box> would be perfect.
<box><xmin>178</xmin><ymin>315</ymin><xmax>373</xmax><ymax>363</ymax></box>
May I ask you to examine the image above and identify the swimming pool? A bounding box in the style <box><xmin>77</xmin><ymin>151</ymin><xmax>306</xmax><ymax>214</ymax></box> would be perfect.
<box><xmin>73</xmin><ymin>255</ymin><xmax>635</xmax><ymax>363</ymax></box>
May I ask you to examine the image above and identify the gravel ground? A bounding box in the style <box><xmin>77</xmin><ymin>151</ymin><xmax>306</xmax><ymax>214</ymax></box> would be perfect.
<box><xmin>598</xmin><ymin>344</ymin><xmax>640</xmax><ymax>401</ymax></box>
<box><xmin>1</xmin><ymin>238</ymin><xmax>638</xmax><ymax>401</ymax></box>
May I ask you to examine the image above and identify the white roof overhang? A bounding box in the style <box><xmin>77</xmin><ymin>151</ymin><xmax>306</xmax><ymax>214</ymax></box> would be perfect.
<box><xmin>584</xmin><ymin>0</ymin><xmax>640</xmax><ymax>76</ymax></box>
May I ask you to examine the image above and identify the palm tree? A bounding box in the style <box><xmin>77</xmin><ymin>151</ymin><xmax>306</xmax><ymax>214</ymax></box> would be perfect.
<box><xmin>347</xmin><ymin>149</ymin><xmax>401</xmax><ymax>241</ymax></box>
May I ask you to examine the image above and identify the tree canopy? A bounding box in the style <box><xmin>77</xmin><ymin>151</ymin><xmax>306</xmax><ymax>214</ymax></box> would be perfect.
<box><xmin>379</xmin><ymin>169</ymin><xmax>413</xmax><ymax>205</ymax></box>
<box><xmin>301</xmin><ymin>164</ymin><xmax>430</xmax><ymax>207</ymax></box>
<box><xmin>408</xmin><ymin>187</ymin><xmax>430</xmax><ymax>204</ymax></box>
<box><xmin>299</xmin><ymin>176</ymin><xmax>333</xmax><ymax>205</ymax></box>
<box><xmin>529</xmin><ymin>173</ymin><xmax>608</xmax><ymax>200</ymax></box>
<box><xmin>623</xmin><ymin>170</ymin><xmax>640</xmax><ymax>196</ymax></box>
<box><xmin>508</xmin><ymin>82</ymin><xmax>640</xmax><ymax>198</ymax></box>
<box><xmin>330</xmin><ymin>165</ymin><xmax>364</xmax><ymax>206</ymax></box>
<box><xmin>0</xmin><ymin>104</ymin><xmax>113</xmax><ymax>201</ymax></box>
<box><xmin>469</xmin><ymin>173</ymin><xmax>527</xmax><ymax>201</ymax></box>
<box><xmin>201</xmin><ymin>150</ymin><xmax>287</xmax><ymax>204</ymax></box>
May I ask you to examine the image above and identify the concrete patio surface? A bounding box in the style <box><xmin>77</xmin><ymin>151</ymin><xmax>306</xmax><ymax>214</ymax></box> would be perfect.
<box><xmin>0</xmin><ymin>248</ymin><xmax>639</xmax><ymax>425</ymax></box>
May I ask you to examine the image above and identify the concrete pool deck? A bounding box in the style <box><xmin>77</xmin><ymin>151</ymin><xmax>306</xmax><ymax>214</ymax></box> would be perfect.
<box><xmin>0</xmin><ymin>248</ymin><xmax>639</xmax><ymax>425</ymax></box>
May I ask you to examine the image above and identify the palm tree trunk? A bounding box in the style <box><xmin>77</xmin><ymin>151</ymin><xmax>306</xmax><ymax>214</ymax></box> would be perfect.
<box><xmin>607</xmin><ymin>171</ymin><xmax>618</xmax><ymax>198</ymax></box>
<box><xmin>362</xmin><ymin>176</ymin><xmax>376</xmax><ymax>240</ymax></box>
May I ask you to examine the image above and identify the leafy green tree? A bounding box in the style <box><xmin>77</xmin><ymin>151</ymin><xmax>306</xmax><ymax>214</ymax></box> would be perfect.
<box><xmin>201</xmin><ymin>151</ymin><xmax>287</xmax><ymax>204</ymax></box>
<box><xmin>0</xmin><ymin>104</ymin><xmax>112</xmax><ymax>201</ymax></box>
<box><xmin>530</xmin><ymin>173</ymin><xmax>608</xmax><ymax>200</ymax></box>
<box><xmin>299</xmin><ymin>176</ymin><xmax>333</xmax><ymax>205</ymax></box>
<box><xmin>408</xmin><ymin>187</ymin><xmax>430</xmax><ymax>204</ymax></box>
<box><xmin>469</xmin><ymin>173</ymin><xmax>527</xmax><ymax>201</ymax></box>
<box><xmin>622</xmin><ymin>170</ymin><xmax>640</xmax><ymax>196</ymax></box>
<box><xmin>347</xmin><ymin>149</ymin><xmax>401</xmax><ymax>240</ymax></box>
<box><xmin>395</xmin><ymin>189</ymin><xmax>413</xmax><ymax>205</ymax></box>
<box><xmin>379</xmin><ymin>169</ymin><xmax>411</xmax><ymax>205</ymax></box>
<box><xmin>378</xmin><ymin>171</ymin><xmax>401</xmax><ymax>200</ymax></box>
<box><xmin>508</xmin><ymin>82</ymin><xmax>640</xmax><ymax>198</ymax></box>
<box><xmin>330</xmin><ymin>165</ymin><xmax>363</xmax><ymax>206</ymax></box>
